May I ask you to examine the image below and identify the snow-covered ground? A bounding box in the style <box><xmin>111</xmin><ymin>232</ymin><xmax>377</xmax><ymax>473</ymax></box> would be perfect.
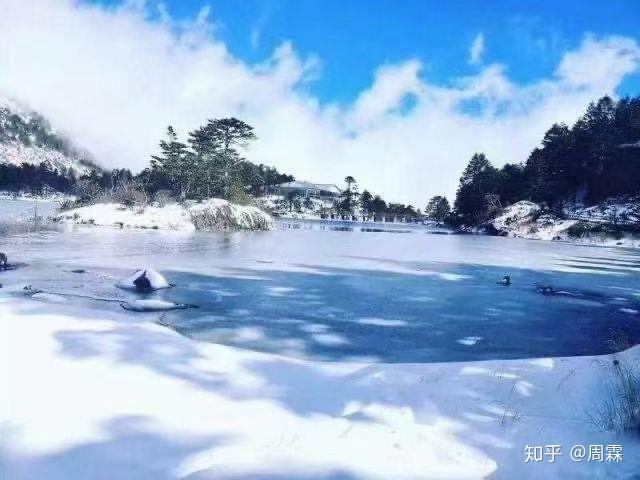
<box><xmin>0</xmin><ymin>95</ymin><xmax>93</xmax><ymax>177</ymax></box>
<box><xmin>55</xmin><ymin>199</ymin><xmax>273</xmax><ymax>231</ymax></box>
<box><xmin>0</xmin><ymin>141</ymin><xmax>92</xmax><ymax>177</ymax></box>
<box><xmin>490</xmin><ymin>201</ymin><xmax>577</xmax><ymax>241</ymax></box>
<box><xmin>0</xmin><ymin>191</ymin><xmax>74</xmax><ymax>202</ymax></box>
<box><xmin>2</xmin><ymin>294</ymin><xmax>639</xmax><ymax>479</ymax></box>
<box><xmin>565</xmin><ymin>196</ymin><xmax>640</xmax><ymax>226</ymax></box>
<box><xmin>490</xmin><ymin>201</ymin><xmax>640</xmax><ymax>248</ymax></box>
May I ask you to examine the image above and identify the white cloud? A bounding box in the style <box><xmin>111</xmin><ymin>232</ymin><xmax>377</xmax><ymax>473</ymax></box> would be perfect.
<box><xmin>0</xmin><ymin>0</ymin><xmax>639</xmax><ymax>206</ymax></box>
<box><xmin>468</xmin><ymin>33</ymin><xmax>485</xmax><ymax>65</ymax></box>
<box><xmin>556</xmin><ymin>34</ymin><xmax>640</xmax><ymax>90</ymax></box>
<box><xmin>350</xmin><ymin>60</ymin><xmax>423</xmax><ymax>129</ymax></box>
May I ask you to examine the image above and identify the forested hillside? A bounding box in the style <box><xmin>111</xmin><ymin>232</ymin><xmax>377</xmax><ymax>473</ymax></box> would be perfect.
<box><xmin>452</xmin><ymin>96</ymin><xmax>640</xmax><ymax>225</ymax></box>
<box><xmin>0</xmin><ymin>98</ymin><xmax>100</xmax><ymax>194</ymax></box>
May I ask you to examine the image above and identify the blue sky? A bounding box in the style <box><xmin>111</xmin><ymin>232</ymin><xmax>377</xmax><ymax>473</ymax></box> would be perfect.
<box><xmin>94</xmin><ymin>0</ymin><xmax>640</xmax><ymax>103</ymax></box>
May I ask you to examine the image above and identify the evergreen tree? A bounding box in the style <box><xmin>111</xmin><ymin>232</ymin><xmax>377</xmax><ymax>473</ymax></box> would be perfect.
<box><xmin>524</xmin><ymin>123</ymin><xmax>578</xmax><ymax>205</ymax></box>
<box><xmin>360</xmin><ymin>189</ymin><xmax>374</xmax><ymax>216</ymax></box>
<box><xmin>425</xmin><ymin>195</ymin><xmax>450</xmax><ymax>222</ymax></box>
<box><xmin>572</xmin><ymin>96</ymin><xmax>618</xmax><ymax>201</ymax></box>
<box><xmin>371</xmin><ymin>195</ymin><xmax>387</xmax><ymax>218</ymax></box>
<box><xmin>339</xmin><ymin>176</ymin><xmax>358</xmax><ymax>214</ymax></box>
<box><xmin>186</xmin><ymin>118</ymin><xmax>256</xmax><ymax>199</ymax></box>
<box><xmin>151</xmin><ymin>126</ymin><xmax>190</xmax><ymax>198</ymax></box>
<box><xmin>454</xmin><ymin>153</ymin><xmax>500</xmax><ymax>224</ymax></box>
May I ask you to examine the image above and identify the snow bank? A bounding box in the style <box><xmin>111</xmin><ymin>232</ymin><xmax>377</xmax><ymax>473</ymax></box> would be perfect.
<box><xmin>489</xmin><ymin>200</ymin><xmax>640</xmax><ymax>247</ymax></box>
<box><xmin>2</xmin><ymin>296</ymin><xmax>639</xmax><ymax>479</ymax></box>
<box><xmin>54</xmin><ymin>199</ymin><xmax>272</xmax><ymax>231</ymax></box>
<box><xmin>490</xmin><ymin>201</ymin><xmax>576</xmax><ymax>241</ymax></box>
<box><xmin>188</xmin><ymin>199</ymin><xmax>272</xmax><ymax>231</ymax></box>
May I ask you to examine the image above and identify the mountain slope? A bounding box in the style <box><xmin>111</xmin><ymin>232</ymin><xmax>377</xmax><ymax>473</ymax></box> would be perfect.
<box><xmin>0</xmin><ymin>97</ymin><xmax>99</xmax><ymax>178</ymax></box>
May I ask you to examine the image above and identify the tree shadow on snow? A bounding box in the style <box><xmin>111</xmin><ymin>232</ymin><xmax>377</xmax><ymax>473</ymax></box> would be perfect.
<box><xmin>0</xmin><ymin>416</ymin><xmax>227</xmax><ymax>480</ymax></box>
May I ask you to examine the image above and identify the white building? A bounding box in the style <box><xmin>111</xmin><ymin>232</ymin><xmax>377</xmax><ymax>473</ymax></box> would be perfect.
<box><xmin>275</xmin><ymin>181</ymin><xmax>341</xmax><ymax>199</ymax></box>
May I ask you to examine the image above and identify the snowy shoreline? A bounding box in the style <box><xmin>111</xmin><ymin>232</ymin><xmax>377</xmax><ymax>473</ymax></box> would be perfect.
<box><xmin>54</xmin><ymin>199</ymin><xmax>273</xmax><ymax>232</ymax></box>
<box><xmin>0</xmin><ymin>191</ymin><xmax>74</xmax><ymax>203</ymax></box>
<box><xmin>487</xmin><ymin>200</ymin><xmax>640</xmax><ymax>248</ymax></box>
<box><xmin>2</xmin><ymin>292</ymin><xmax>640</xmax><ymax>478</ymax></box>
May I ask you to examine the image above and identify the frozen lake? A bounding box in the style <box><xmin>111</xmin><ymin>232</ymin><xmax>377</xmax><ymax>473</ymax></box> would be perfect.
<box><xmin>1</xmin><ymin>214</ymin><xmax>640</xmax><ymax>363</ymax></box>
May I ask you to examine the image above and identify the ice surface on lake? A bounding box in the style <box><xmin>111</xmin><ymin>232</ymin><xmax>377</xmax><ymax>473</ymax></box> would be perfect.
<box><xmin>0</xmin><ymin>198</ymin><xmax>58</xmax><ymax>223</ymax></box>
<box><xmin>2</xmin><ymin>214</ymin><xmax>640</xmax><ymax>362</ymax></box>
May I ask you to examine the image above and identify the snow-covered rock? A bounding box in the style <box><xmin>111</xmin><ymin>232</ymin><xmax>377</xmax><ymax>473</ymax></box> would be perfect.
<box><xmin>188</xmin><ymin>199</ymin><xmax>272</xmax><ymax>231</ymax></box>
<box><xmin>491</xmin><ymin>201</ymin><xmax>541</xmax><ymax>232</ymax></box>
<box><xmin>490</xmin><ymin>201</ymin><xmax>576</xmax><ymax>241</ymax></box>
<box><xmin>490</xmin><ymin>199</ymin><xmax>640</xmax><ymax>247</ymax></box>
<box><xmin>54</xmin><ymin>199</ymin><xmax>273</xmax><ymax>231</ymax></box>
<box><xmin>117</xmin><ymin>268</ymin><xmax>171</xmax><ymax>291</ymax></box>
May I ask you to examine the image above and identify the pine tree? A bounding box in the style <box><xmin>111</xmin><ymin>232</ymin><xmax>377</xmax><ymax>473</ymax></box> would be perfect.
<box><xmin>425</xmin><ymin>195</ymin><xmax>450</xmax><ymax>222</ymax></box>
<box><xmin>151</xmin><ymin>126</ymin><xmax>190</xmax><ymax>199</ymax></box>
<box><xmin>187</xmin><ymin>118</ymin><xmax>256</xmax><ymax>199</ymax></box>
<box><xmin>454</xmin><ymin>153</ymin><xmax>499</xmax><ymax>224</ymax></box>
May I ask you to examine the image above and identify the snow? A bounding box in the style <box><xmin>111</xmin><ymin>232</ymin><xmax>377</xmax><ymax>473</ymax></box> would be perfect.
<box><xmin>121</xmin><ymin>299</ymin><xmax>192</xmax><ymax>312</ymax></box>
<box><xmin>490</xmin><ymin>200</ymin><xmax>640</xmax><ymax>247</ymax></box>
<box><xmin>457</xmin><ymin>336</ymin><xmax>482</xmax><ymax>346</ymax></box>
<box><xmin>0</xmin><ymin>191</ymin><xmax>74</xmax><ymax>202</ymax></box>
<box><xmin>0</xmin><ymin>141</ymin><xmax>91</xmax><ymax>177</ymax></box>
<box><xmin>31</xmin><ymin>292</ymin><xmax>69</xmax><ymax>304</ymax></box>
<box><xmin>357</xmin><ymin>318</ymin><xmax>408</xmax><ymax>327</ymax></box>
<box><xmin>55</xmin><ymin>199</ymin><xmax>273</xmax><ymax>231</ymax></box>
<box><xmin>565</xmin><ymin>196</ymin><xmax>640</xmax><ymax>225</ymax></box>
<box><xmin>491</xmin><ymin>201</ymin><xmax>577</xmax><ymax>241</ymax></box>
<box><xmin>0</xmin><ymin>95</ymin><xmax>93</xmax><ymax>177</ymax></box>
<box><xmin>2</xmin><ymin>296</ymin><xmax>639</xmax><ymax>479</ymax></box>
<box><xmin>117</xmin><ymin>268</ymin><xmax>171</xmax><ymax>291</ymax></box>
<box><xmin>188</xmin><ymin>199</ymin><xmax>272</xmax><ymax>231</ymax></box>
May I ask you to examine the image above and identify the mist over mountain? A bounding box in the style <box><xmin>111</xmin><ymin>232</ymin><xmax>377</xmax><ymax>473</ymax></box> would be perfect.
<box><xmin>0</xmin><ymin>96</ymin><xmax>102</xmax><ymax>194</ymax></box>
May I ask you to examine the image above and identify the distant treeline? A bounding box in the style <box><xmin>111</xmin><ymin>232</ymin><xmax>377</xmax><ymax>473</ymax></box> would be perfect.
<box><xmin>442</xmin><ymin>95</ymin><xmax>640</xmax><ymax>226</ymax></box>
<box><xmin>0</xmin><ymin>162</ymin><xmax>76</xmax><ymax>194</ymax></box>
